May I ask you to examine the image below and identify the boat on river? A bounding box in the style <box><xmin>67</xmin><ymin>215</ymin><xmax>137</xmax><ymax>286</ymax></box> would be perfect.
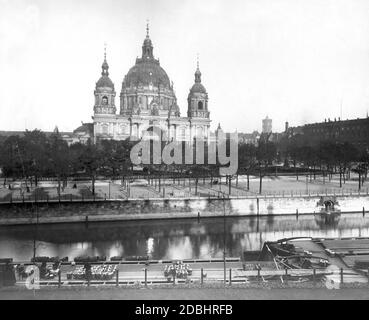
<box><xmin>314</xmin><ymin>196</ymin><xmax>341</xmax><ymax>226</ymax></box>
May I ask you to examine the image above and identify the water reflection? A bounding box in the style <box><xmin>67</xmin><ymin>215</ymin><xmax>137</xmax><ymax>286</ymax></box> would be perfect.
<box><xmin>0</xmin><ymin>213</ymin><xmax>369</xmax><ymax>261</ymax></box>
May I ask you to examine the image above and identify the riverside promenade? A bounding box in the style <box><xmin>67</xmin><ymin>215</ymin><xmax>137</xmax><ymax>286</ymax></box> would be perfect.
<box><xmin>0</xmin><ymin>175</ymin><xmax>368</xmax><ymax>225</ymax></box>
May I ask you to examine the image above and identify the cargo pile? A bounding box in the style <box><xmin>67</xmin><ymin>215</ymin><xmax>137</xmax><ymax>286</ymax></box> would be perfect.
<box><xmin>67</xmin><ymin>264</ymin><xmax>117</xmax><ymax>280</ymax></box>
<box><xmin>164</xmin><ymin>262</ymin><xmax>192</xmax><ymax>279</ymax></box>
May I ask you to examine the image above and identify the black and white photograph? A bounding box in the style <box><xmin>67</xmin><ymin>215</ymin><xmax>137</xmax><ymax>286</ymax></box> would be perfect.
<box><xmin>1</xmin><ymin>0</ymin><xmax>369</xmax><ymax>305</ymax></box>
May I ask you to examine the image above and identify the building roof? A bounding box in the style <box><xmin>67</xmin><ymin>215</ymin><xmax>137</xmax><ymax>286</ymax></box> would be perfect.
<box><xmin>73</xmin><ymin>123</ymin><xmax>93</xmax><ymax>135</ymax></box>
<box><xmin>96</xmin><ymin>50</ymin><xmax>114</xmax><ymax>89</ymax></box>
<box><xmin>124</xmin><ymin>60</ymin><xmax>171</xmax><ymax>89</ymax></box>
<box><xmin>122</xmin><ymin>27</ymin><xmax>172</xmax><ymax>90</ymax></box>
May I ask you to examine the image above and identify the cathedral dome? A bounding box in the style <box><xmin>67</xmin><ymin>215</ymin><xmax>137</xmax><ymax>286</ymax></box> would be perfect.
<box><xmin>122</xmin><ymin>24</ymin><xmax>173</xmax><ymax>90</ymax></box>
<box><xmin>120</xmin><ymin>24</ymin><xmax>179</xmax><ymax>117</ymax></box>
<box><xmin>124</xmin><ymin>60</ymin><xmax>171</xmax><ymax>89</ymax></box>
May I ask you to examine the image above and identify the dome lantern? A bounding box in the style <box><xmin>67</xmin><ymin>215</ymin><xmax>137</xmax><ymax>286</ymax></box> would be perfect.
<box><xmin>142</xmin><ymin>21</ymin><xmax>154</xmax><ymax>59</ymax></box>
<box><xmin>101</xmin><ymin>43</ymin><xmax>109</xmax><ymax>76</ymax></box>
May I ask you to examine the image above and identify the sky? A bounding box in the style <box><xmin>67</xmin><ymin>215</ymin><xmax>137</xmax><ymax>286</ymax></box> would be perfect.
<box><xmin>1</xmin><ymin>0</ymin><xmax>369</xmax><ymax>134</ymax></box>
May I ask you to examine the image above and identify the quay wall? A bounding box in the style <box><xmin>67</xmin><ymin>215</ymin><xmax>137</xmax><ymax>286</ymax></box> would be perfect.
<box><xmin>0</xmin><ymin>195</ymin><xmax>368</xmax><ymax>225</ymax></box>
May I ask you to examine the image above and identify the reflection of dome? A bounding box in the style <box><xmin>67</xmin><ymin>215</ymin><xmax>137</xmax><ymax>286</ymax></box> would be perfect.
<box><xmin>124</xmin><ymin>60</ymin><xmax>171</xmax><ymax>89</ymax></box>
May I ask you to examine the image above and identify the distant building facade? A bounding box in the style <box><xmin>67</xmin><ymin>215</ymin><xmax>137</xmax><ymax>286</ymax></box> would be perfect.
<box><xmin>286</xmin><ymin>117</ymin><xmax>369</xmax><ymax>150</ymax></box>
<box><xmin>0</xmin><ymin>124</ymin><xmax>93</xmax><ymax>146</ymax></box>
<box><xmin>238</xmin><ymin>131</ymin><xmax>260</xmax><ymax>145</ymax></box>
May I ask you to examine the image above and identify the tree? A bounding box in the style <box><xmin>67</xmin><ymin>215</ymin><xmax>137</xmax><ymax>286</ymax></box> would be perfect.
<box><xmin>256</xmin><ymin>135</ymin><xmax>277</xmax><ymax>194</ymax></box>
<box><xmin>0</xmin><ymin>135</ymin><xmax>24</xmax><ymax>186</ymax></box>
<box><xmin>238</xmin><ymin>143</ymin><xmax>257</xmax><ymax>190</ymax></box>
<box><xmin>333</xmin><ymin>142</ymin><xmax>359</xmax><ymax>188</ymax></box>
<box><xmin>22</xmin><ymin>130</ymin><xmax>49</xmax><ymax>187</ymax></box>
<box><xmin>47</xmin><ymin>132</ymin><xmax>70</xmax><ymax>195</ymax></box>
<box><xmin>77</xmin><ymin>142</ymin><xmax>103</xmax><ymax>196</ymax></box>
<box><xmin>285</xmin><ymin>134</ymin><xmax>305</xmax><ymax>180</ymax></box>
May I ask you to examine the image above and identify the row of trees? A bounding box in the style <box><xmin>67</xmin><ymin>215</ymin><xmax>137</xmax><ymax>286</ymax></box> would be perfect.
<box><xmin>0</xmin><ymin>130</ymin><xmax>132</xmax><ymax>195</ymax></box>
<box><xmin>237</xmin><ymin>133</ymin><xmax>369</xmax><ymax>193</ymax></box>
<box><xmin>0</xmin><ymin>130</ymin><xmax>368</xmax><ymax>195</ymax></box>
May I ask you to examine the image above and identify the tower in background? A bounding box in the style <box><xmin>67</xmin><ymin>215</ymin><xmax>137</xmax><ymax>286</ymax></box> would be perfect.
<box><xmin>262</xmin><ymin>116</ymin><xmax>272</xmax><ymax>134</ymax></box>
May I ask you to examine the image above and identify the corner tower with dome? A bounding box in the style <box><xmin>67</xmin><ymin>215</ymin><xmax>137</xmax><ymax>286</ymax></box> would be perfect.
<box><xmin>92</xmin><ymin>24</ymin><xmax>211</xmax><ymax>143</ymax></box>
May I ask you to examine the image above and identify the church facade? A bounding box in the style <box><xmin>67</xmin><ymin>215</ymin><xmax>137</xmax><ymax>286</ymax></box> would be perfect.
<box><xmin>92</xmin><ymin>25</ymin><xmax>211</xmax><ymax>143</ymax></box>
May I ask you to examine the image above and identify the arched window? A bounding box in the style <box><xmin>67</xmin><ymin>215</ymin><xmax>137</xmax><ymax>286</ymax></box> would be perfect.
<box><xmin>198</xmin><ymin>101</ymin><xmax>203</xmax><ymax>110</ymax></box>
<box><xmin>102</xmin><ymin>96</ymin><xmax>108</xmax><ymax>105</ymax></box>
<box><xmin>102</xmin><ymin>124</ymin><xmax>109</xmax><ymax>135</ymax></box>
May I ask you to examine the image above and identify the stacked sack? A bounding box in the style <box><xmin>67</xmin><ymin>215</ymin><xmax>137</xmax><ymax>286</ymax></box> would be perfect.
<box><xmin>67</xmin><ymin>264</ymin><xmax>117</xmax><ymax>280</ymax></box>
<box><xmin>163</xmin><ymin>262</ymin><xmax>192</xmax><ymax>279</ymax></box>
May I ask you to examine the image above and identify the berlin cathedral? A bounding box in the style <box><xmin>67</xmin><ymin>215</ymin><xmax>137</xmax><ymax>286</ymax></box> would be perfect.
<box><xmin>92</xmin><ymin>24</ymin><xmax>211</xmax><ymax>143</ymax></box>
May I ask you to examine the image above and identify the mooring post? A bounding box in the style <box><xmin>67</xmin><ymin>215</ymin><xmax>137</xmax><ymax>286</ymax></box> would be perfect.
<box><xmin>58</xmin><ymin>269</ymin><xmax>61</xmax><ymax>288</ymax></box>
<box><xmin>257</xmin><ymin>266</ymin><xmax>261</xmax><ymax>282</ymax></box>
<box><xmin>363</xmin><ymin>207</ymin><xmax>365</xmax><ymax>217</ymax></box>
<box><xmin>229</xmin><ymin>268</ymin><xmax>232</xmax><ymax>286</ymax></box>
<box><xmin>296</xmin><ymin>209</ymin><xmax>299</xmax><ymax>220</ymax></box>
<box><xmin>116</xmin><ymin>268</ymin><xmax>119</xmax><ymax>287</ymax></box>
<box><xmin>201</xmin><ymin>268</ymin><xmax>204</xmax><ymax>285</ymax></box>
<box><xmin>228</xmin><ymin>176</ymin><xmax>231</xmax><ymax>195</ymax></box>
<box><xmin>313</xmin><ymin>268</ymin><xmax>316</xmax><ymax>285</ymax></box>
<box><xmin>340</xmin><ymin>268</ymin><xmax>344</xmax><ymax>284</ymax></box>
<box><xmin>144</xmin><ymin>268</ymin><xmax>147</xmax><ymax>287</ymax></box>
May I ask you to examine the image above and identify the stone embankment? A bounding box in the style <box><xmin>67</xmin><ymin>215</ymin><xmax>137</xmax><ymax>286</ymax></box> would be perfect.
<box><xmin>0</xmin><ymin>194</ymin><xmax>368</xmax><ymax>225</ymax></box>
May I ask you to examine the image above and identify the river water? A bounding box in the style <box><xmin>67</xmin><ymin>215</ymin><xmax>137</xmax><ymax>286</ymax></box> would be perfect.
<box><xmin>1</xmin><ymin>213</ymin><xmax>369</xmax><ymax>262</ymax></box>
